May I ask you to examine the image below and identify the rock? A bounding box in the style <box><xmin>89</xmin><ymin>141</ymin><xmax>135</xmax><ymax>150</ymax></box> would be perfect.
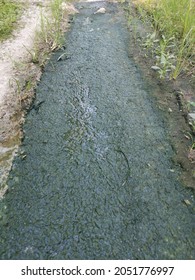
<box><xmin>183</xmin><ymin>199</ymin><xmax>191</xmax><ymax>206</ymax></box>
<box><xmin>94</xmin><ymin>8</ymin><xmax>106</xmax><ymax>14</ymax></box>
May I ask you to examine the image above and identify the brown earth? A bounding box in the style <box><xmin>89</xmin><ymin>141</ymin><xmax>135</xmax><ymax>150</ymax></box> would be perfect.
<box><xmin>0</xmin><ymin>0</ymin><xmax>77</xmax><ymax>197</ymax></box>
<box><xmin>125</xmin><ymin>2</ymin><xmax>195</xmax><ymax>189</ymax></box>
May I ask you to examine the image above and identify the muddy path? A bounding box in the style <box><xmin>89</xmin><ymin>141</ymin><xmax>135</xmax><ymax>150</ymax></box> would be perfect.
<box><xmin>0</xmin><ymin>1</ymin><xmax>194</xmax><ymax>259</ymax></box>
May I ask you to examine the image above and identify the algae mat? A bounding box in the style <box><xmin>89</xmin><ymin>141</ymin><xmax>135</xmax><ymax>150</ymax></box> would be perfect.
<box><xmin>0</xmin><ymin>1</ymin><xmax>194</xmax><ymax>259</ymax></box>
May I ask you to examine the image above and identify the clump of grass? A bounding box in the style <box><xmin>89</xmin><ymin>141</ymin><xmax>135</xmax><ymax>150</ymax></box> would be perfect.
<box><xmin>12</xmin><ymin>0</ymin><xmax>70</xmax><ymax>109</ymax></box>
<box><xmin>39</xmin><ymin>1</ymin><xmax>59</xmax><ymax>50</ymax></box>
<box><xmin>28</xmin><ymin>0</ymin><xmax>68</xmax><ymax>66</ymax></box>
<box><xmin>132</xmin><ymin>0</ymin><xmax>195</xmax><ymax>79</ymax></box>
<box><xmin>0</xmin><ymin>0</ymin><xmax>21</xmax><ymax>41</ymax></box>
<box><xmin>39</xmin><ymin>0</ymin><xmax>66</xmax><ymax>51</ymax></box>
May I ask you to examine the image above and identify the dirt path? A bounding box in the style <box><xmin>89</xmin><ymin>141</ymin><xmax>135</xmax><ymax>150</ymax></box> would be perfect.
<box><xmin>0</xmin><ymin>0</ymin><xmax>51</xmax><ymax>196</ymax></box>
<box><xmin>0</xmin><ymin>1</ymin><xmax>194</xmax><ymax>259</ymax></box>
<box><xmin>0</xmin><ymin>1</ymin><xmax>79</xmax><ymax>196</ymax></box>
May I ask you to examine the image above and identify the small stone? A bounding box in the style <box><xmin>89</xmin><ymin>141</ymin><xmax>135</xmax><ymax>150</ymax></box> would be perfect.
<box><xmin>183</xmin><ymin>199</ymin><xmax>191</xmax><ymax>206</ymax></box>
<box><xmin>94</xmin><ymin>8</ymin><xmax>106</xmax><ymax>14</ymax></box>
<box><xmin>184</xmin><ymin>135</ymin><xmax>190</xmax><ymax>140</ymax></box>
<box><xmin>151</xmin><ymin>65</ymin><xmax>160</xmax><ymax>71</ymax></box>
<box><xmin>22</xmin><ymin>154</ymin><xmax>27</xmax><ymax>160</ymax></box>
<box><xmin>168</xmin><ymin>108</ymin><xmax>173</xmax><ymax>113</ymax></box>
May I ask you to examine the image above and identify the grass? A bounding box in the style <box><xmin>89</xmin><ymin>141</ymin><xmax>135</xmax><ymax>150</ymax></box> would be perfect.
<box><xmin>27</xmin><ymin>0</ymin><xmax>68</xmax><ymax>67</ymax></box>
<box><xmin>131</xmin><ymin>1</ymin><xmax>195</xmax><ymax>162</ymax></box>
<box><xmin>39</xmin><ymin>0</ymin><xmax>64</xmax><ymax>52</ymax></box>
<box><xmin>0</xmin><ymin>0</ymin><xmax>21</xmax><ymax>41</ymax></box>
<box><xmin>12</xmin><ymin>0</ymin><xmax>70</xmax><ymax>110</ymax></box>
<box><xmin>132</xmin><ymin>0</ymin><xmax>195</xmax><ymax>79</ymax></box>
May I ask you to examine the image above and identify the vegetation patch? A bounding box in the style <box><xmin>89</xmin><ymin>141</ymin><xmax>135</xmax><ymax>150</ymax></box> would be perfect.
<box><xmin>24</xmin><ymin>0</ymin><xmax>74</xmax><ymax>68</ymax></box>
<box><xmin>123</xmin><ymin>0</ymin><xmax>195</xmax><ymax>187</ymax></box>
<box><xmin>0</xmin><ymin>0</ymin><xmax>21</xmax><ymax>41</ymax></box>
<box><xmin>131</xmin><ymin>0</ymin><xmax>195</xmax><ymax>79</ymax></box>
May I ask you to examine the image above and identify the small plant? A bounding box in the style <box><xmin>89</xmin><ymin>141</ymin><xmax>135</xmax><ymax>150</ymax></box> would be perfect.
<box><xmin>172</xmin><ymin>27</ymin><xmax>195</xmax><ymax>79</ymax></box>
<box><xmin>153</xmin><ymin>35</ymin><xmax>176</xmax><ymax>79</ymax></box>
<box><xmin>189</xmin><ymin>120</ymin><xmax>195</xmax><ymax>134</ymax></box>
<box><xmin>38</xmin><ymin>0</ymin><xmax>65</xmax><ymax>51</ymax></box>
<box><xmin>189</xmin><ymin>102</ymin><xmax>195</xmax><ymax>108</ymax></box>
<box><xmin>23</xmin><ymin>44</ymin><xmax>40</xmax><ymax>64</ymax></box>
<box><xmin>143</xmin><ymin>32</ymin><xmax>159</xmax><ymax>50</ymax></box>
<box><xmin>143</xmin><ymin>33</ymin><xmax>176</xmax><ymax>79</ymax></box>
<box><xmin>23</xmin><ymin>0</ymin><xmax>67</xmax><ymax>67</ymax></box>
<box><xmin>132</xmin><ymin>0</ymin><xmax>195</xmax><ymax>79</ymax></box>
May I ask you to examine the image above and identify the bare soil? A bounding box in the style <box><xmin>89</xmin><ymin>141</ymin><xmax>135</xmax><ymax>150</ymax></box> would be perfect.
<box><xmin>125</xmin><ymin>2</ymin><xmax>195</xmax><ymax>189</ymax></box>
<box><xmin>0</xmin><ymin>0</ymin><xmax>77</xmax><ymax>196</ymax></box>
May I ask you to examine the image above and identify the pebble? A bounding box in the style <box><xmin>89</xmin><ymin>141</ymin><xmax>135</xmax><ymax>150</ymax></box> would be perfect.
<box><xmin>94</xmin><ymin>8</ymin><xmax>106</xmax><ymax>14</ymax></box>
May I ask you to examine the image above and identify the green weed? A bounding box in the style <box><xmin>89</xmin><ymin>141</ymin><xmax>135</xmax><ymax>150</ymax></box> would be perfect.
<box><xmin>23</xmin><ymin>44</ymin><xmax>40</xmax><ymax>64</ymax></box>
<box><xmin>152</xmin><ymin>35</ymin><xmax>176</xmax><ymax>78</ymax></box>
<box><xmin>132</xmin><ymin>0</ymin><xmax>195</xmax><ymax>79</ymax></box>
<box><xmin>25</xmin><ymin>0</ymin><xmax>66</xmax><ymax>67</ymax></box>
<box><xmin>39</xmin><ymin>0</ymin><xmax>65</xmax><ymax>51</ymax></box>
<box><xmin>0</xmin><ymin>0</ymin><xmax>21</xmax><ymax>41</ymax></box>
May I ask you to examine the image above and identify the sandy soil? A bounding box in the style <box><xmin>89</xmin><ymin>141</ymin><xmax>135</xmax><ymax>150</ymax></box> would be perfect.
<box><xmin>0</xmin><ymin>0</ymin><xmax>79</xmax><ymax>196</ymax></box>
<box><xmin>0</xmin><ymin>0</ymin><xmax>81</xmax><ymax>196</ymax></box>
<box><xmin>0</xmin><ymin>0</ymin><xmax>104</xmax><ymax>197</ymax></box>
<box><xmin>0</xmin><ymin>1</ymin><xmax>53</xmax><ymax>195</ymax></box>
